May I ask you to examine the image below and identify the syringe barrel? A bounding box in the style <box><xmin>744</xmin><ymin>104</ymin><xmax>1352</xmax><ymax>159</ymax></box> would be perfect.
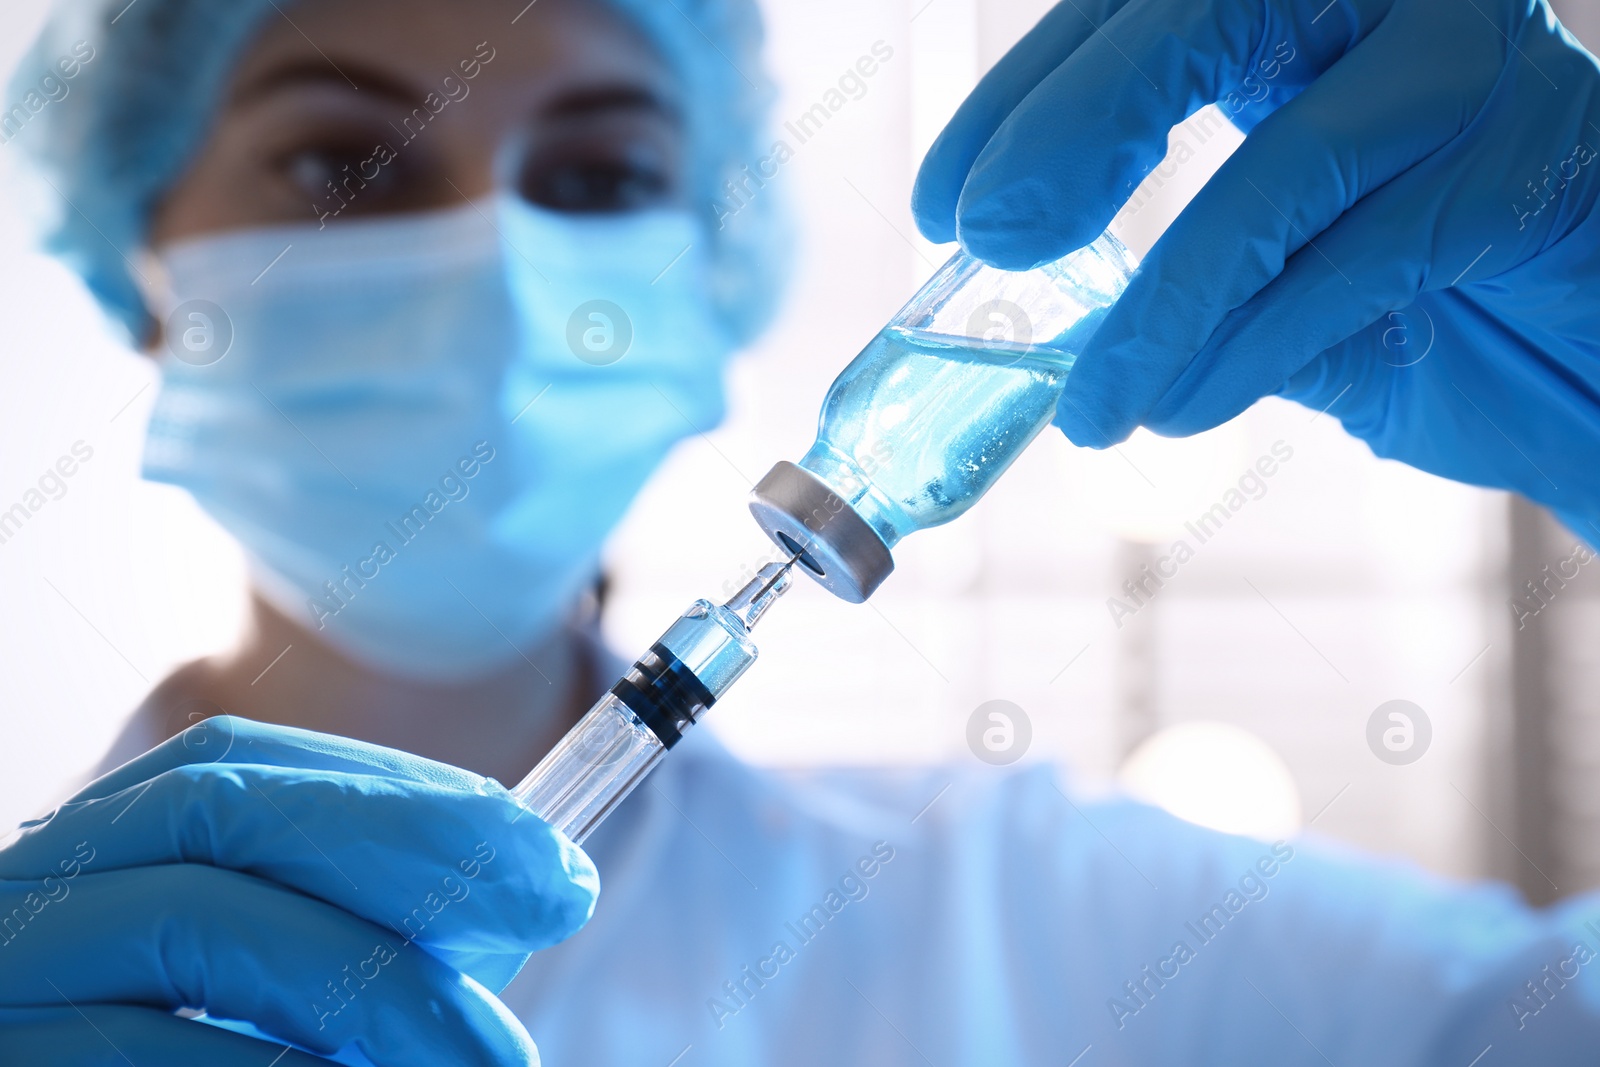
<box><xmin>511</xmin><ymin>692</ymin><xmax>664</xmax><ymax>844</ymax></box>
<box><xmin>513</xmin><ymin>599</ymin><xmax>760</xmax><ymax>843</ymax></box>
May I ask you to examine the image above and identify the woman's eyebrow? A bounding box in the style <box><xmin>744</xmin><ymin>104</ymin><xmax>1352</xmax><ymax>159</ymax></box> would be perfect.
<box><xmin>231</xmin><ymin>58</ymin><xmax>425</xmax><ymax>109</ymax></box>
<box><xmin>542</xmin><ymin>85</ymin><xmax>681</xmax><ymax>125</ymax></box>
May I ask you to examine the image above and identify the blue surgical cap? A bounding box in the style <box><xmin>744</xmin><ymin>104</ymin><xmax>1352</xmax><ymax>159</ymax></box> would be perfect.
<box><xmin>5</xmin><ymin>0</ymin><xmax>788</xmax><ymax>346</ymax></box>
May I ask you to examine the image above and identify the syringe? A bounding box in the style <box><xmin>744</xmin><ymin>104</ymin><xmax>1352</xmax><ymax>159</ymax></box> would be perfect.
<box><xmin>513</xmin><ymin>557</ymin><xmax>796</xmax><ymax>843</ymax></box>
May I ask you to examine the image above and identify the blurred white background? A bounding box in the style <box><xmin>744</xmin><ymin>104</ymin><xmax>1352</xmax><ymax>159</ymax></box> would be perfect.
<box><xmin>0</xmin><ymin>0</ymin><xmax>1594</xmax><ymax>890</ymax></box>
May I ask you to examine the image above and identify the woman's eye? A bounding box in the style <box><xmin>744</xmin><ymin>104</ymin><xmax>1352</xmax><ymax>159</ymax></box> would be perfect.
<box><xmin>280</xmin><ymin>142</ymin><xmax>405</xmax><ymax>204</ymax></box>
<box><xmin>521</xmin><ymin>157</ymin><xmax>672</xmax><ymax>214</ymax></box>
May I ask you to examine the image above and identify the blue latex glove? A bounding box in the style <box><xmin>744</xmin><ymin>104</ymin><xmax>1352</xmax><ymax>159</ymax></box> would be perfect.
<box><xmin>0</xmin><ymin>716</ymin><xmax>598</xmax><ymax>1066</ymax></box>
<box><xmin>914</xmin><ymin>0</ymin><xmax>1600</xmax><ymax>537</ymax></box>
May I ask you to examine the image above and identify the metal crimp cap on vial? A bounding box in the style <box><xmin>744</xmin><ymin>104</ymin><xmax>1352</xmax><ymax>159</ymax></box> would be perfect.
<box><xmin>748</xmin><ymin>461</ymin><xmax>894</xmax><ymax>604</ymax></box>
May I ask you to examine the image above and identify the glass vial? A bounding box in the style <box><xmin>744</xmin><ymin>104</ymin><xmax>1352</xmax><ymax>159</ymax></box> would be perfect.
<box><xmin>751</xmin><ymin>233</ymin><xmax>1138</xmax><ymax>602</ymax></box>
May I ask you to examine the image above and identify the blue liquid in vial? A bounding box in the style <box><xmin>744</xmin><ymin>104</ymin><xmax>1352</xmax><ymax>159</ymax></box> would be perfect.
<box><xmin>798</xmin><ymin>320</ymin><xmax>1100</xmax><ymax>550</ymax></box>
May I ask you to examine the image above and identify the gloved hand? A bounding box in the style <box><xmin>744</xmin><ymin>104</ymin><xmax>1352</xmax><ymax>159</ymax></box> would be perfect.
<box><xmin>0</xmin><ymin>716</ymin><xmax>598</xmax><ymax>1066</ymax></box>
<box><xmin>914</xmin><ymin>0</ymin><xmax>1600</xmax><ymax>536</ymax></box>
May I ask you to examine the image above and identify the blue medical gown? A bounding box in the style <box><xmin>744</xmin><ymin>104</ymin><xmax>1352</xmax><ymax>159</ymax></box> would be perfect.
<box><xmin>505</xmin><ymin>728</ymin><xmax>1600</xmax><ymax>1065</ymax></box>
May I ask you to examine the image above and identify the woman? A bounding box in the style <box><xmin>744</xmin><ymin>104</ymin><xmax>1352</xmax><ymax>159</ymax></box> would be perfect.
<box><xmin>2</xmin><ymin>0</ymin><xmax>1598</xmax><ymax>1064</ymax></box>
<box><xmin>43</xmin><ymin>0</ymin><xmax>779</xmax><ymax>785</ymax></box>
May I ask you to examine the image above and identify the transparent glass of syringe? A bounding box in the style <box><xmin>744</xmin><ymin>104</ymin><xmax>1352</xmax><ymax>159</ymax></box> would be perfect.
<box><xmin>750</xmin><ymin>232</ymin><xmax>1139</xmax><ymax>603</ymax></box>
<box><xmin>513</xmin><ymin>558</ymin><xmax>795</xmax><ymax>844</ymax></box>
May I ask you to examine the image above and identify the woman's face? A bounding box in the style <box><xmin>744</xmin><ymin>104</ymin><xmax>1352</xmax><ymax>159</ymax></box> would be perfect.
<box><xmin>150</xmin><ymin>0</ymin><xmax>686</xmax><ymax>245</ymax></box>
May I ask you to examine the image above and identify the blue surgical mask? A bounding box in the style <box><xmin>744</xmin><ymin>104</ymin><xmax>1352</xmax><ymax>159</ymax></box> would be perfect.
<box><xmin>141</xmin><ymin>196</ymin><xmax>734</xmax><ymax>680</ymax></box>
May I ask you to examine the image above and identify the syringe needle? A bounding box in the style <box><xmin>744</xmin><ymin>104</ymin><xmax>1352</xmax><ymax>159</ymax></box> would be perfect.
<box><xmin>723</xmin><ymin>553</ymin><xmax>800</xmax><ymax>632</ymax></box>
<box><xmin>758</xmin><ymin>549</ymin><xmax>801</xmax><ymax>595</ymax></box>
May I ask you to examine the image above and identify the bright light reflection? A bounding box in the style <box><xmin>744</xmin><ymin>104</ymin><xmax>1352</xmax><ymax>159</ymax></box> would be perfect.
<box><xmin>1119</xmin><ymin>721</ymin><xmax>1303</xmax><ymax>839</ymax></box>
